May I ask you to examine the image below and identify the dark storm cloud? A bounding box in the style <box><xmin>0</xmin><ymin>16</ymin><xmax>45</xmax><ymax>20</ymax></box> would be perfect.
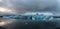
<box><xmin>0</xmin><ymin>0</ymin><xmax>58</xmax><ymax>15</ymax></box>
<box><xmin>10</xmin><ymin>0</ymin><xmax>57</xmax><ymax>12</ymax></box>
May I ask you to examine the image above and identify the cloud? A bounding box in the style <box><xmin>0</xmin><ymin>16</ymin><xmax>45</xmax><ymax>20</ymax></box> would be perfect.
<box><xmin>0</xmin><ymin>0</ymin><xmax>58</xmax><ymax>15</ymax></box>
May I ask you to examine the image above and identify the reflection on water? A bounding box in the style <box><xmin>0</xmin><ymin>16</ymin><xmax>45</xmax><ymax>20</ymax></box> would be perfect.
<box><xmin>0</xmin><ymin>18</ymin><xmax>59</xmax><ymax>29</ymax></box>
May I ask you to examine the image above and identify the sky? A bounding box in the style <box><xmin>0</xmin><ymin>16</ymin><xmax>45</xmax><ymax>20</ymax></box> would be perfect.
<box><xmin>0</xmin><ymin>0</ymin><xmax>59</xmax><ymax>15</ymax></box>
